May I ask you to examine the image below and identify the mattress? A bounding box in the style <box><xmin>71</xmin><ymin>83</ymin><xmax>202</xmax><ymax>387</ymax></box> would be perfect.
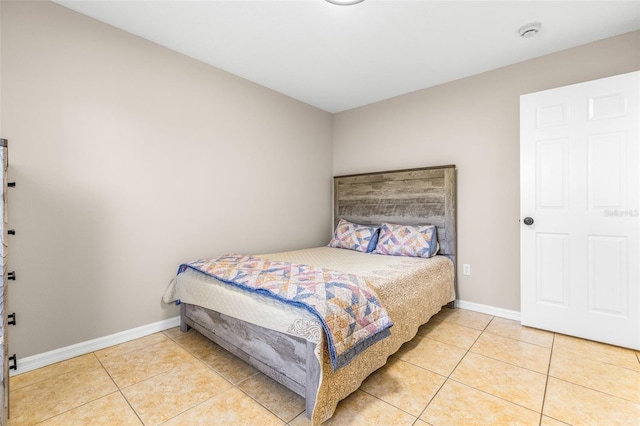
<box><xmin>164</xmin><ymin>246</ymin><xmax>453</xmax><ymax>346</ymax></box>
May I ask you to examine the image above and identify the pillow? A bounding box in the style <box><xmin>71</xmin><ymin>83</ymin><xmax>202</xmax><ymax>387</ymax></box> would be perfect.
<box><xmin>373</xmin><ymin>222</ymin><xmax>439</xmax><ymax>258</ymax></box>
<box><xmin>328</xmin><ymin>219</ymin><xmax>380</xmax><ymax>253</ymax></box>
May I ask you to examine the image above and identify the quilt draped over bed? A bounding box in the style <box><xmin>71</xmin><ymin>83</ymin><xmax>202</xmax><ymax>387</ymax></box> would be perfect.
<box><xmin>177</xmin><ymin>253</ymin><xmax>393</xmax><ymax>370</ymax></box>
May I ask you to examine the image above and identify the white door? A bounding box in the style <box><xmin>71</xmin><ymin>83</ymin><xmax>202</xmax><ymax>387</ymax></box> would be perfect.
<box><xmin>520</xmin><ymin>71</ymin><xmax>639</xmax><ymax>350</ymax></box>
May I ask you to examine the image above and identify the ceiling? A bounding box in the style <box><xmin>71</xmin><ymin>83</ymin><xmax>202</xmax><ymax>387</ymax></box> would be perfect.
<box><xmin>53</xmin><ymin>0</ymin><xmax>640</xmax><ymax>113</ymax></box>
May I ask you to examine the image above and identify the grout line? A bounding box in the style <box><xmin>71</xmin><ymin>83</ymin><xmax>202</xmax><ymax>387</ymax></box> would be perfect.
<box><xmin>423</xmin><ymin>316</ymin><xmax>548</xmax><ymax>419</ymax></box>
<box><xmin>34</xmin><ymin>390</ymin><xmax>125</xmax><ymax>426</ymax></box>
<box><xmin>9</xmin><ymin>353</ymin><xmax>102</xmax><ymax>392</ymax></box>
<box><xmin>538</xmin><ymin>332</ymin><xmax>556</xmax><ymax>426</ymax></box>
<box><xmin>542</xmin><ymin>416</ymin><xmax>572</xmax><ymax>426</ymax></box>
<box><xmin>166</xmin><ymin>330</ymin><xmax>292</xmax><ymax>423</ymax></box>
<box><xmin>154</xmin><ymin>390</ymin><xmax>226</xmax><ymax>426</ymax></box>
<box><xmin>464</xmin><ymin>326</ymin><xmax>552</xmax><ymax>375</ymax></box>
<box><xmin>92</xmin><ymin>349</ymin><xmax>146</xmax><ymax>425</ymax></box>
<box><xmin>481</xmin><ymin>328</ymin><xmax>554</xmax><ymax>349</ymax></box>
<box><xmin>236</xmin><ymin>384</ymin><xmax>304</xmax><ymax>424</ymax></box>
<box><xmin>415</xmin><ymin>313</ymin><xmax>493</xmax><ymax>422</ymax></box>
<box><xmin>357</xmin><ymin>388</ymin><xmax>420</xmax><ymax>422</ymax></box>
<box><xmin>464</xmin><ymin>350</ymin><xmax>550</xmax><ymax>376</ymax></box>
<box><xmin>548</xmin><ymin>375</ymin><xmax>640</xmax><ymax>403</ymax></box>
<box><xmin>117</xmin><ymin>389</ymin><xmax>145</xmax><ymax>426</ymax></box>
<box><xmin>548</xmin><ymin>338</ymin><xmax>640</xmax><ymax>405</ymax></box>
<box><xmin>415</xmin><ymin>375</ymin><xmax>448</xmax><ymax>422</ymax></box>
<box><xmin>22</xmin><ymin>352</ymin><xmax>132</xmax><ymax>425</ymax></box>
<box><xmin>549</xmin><ymin>373</ymin><xmax>640</xmax><ymax>405</ymax></box>
<box><xmin>17</xmin><ymin>309</ymin><xmax>637</xmax><ymax>425</ymax></box>
<box><xmin>552</xmin><ymin>348</ymin><xmax>640</xmax><ymax>373</ymax></box>
<box><xmin>446</xmin><ymin>377</ymin><xmax>541</xmax><ymax>414</ymax></box>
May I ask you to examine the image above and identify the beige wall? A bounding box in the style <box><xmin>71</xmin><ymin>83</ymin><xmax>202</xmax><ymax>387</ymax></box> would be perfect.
<box><xmin>1</xmin><ymin>1</ymin><xmax>333</xmax><ymax>358</ymax></box>
<box><xmin>333</xmin><ymin>31</ymin><xmax>640</xmax><ymax>312</ymax></box>
<box><xmin>2</xmin><ymin>0</ymin><xmax>639</xmax><ymax>359</ymax></box>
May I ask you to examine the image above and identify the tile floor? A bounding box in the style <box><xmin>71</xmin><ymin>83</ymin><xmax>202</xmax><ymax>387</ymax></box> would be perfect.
<box><xmin>9</xmin><ymin>308</ymin><xmax>640</xmax><ymax>425</ymax></box>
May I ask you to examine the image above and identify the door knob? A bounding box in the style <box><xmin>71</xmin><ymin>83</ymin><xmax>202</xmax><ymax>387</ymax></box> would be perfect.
<box><xmin>523</xmin><ymin>217</ymin><xmax>534</xmax><ymax>226</ymax></box>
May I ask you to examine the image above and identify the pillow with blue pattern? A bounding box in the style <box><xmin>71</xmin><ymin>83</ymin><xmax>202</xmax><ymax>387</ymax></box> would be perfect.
<box><xmin>328</xmin><ymin>219</ymin><xmax>380</xmax><ymax>253</ymax></box>
<box><xmin>373</xmin><ymin>222</ymin><xmax>439</xmax><ymax>258</ymax></box>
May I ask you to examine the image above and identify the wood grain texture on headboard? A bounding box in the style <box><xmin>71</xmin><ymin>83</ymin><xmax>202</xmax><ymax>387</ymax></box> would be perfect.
<box><xmin>333</xmin><ymin>165</ymin><xmax>456</xmax><ymax>257</ymax></box>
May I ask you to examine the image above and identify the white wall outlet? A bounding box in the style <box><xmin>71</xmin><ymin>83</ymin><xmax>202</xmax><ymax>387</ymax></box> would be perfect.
<box><xmin>463</xmin><ymin>264</ymin><xmax>471</xmax><ymax>276</ymax></box>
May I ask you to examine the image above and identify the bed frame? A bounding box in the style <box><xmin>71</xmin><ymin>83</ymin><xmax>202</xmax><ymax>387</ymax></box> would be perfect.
<box><xmin>180</xmin><ymin>165</ymin><xmax>457</xmax><ymax>419</ymax></box>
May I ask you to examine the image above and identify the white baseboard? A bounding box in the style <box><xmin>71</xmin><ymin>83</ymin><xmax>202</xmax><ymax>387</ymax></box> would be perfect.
<box><xmin>12</xmin><ymin>301</ymin><xmax>519</xmax><ymax>376</ymax></box>
<box><xmin>455</xmin><ymin>299</ymin><xmax>521</xmax><ymax>322</ymax></box>
<box><xmin>12</xmin><ymin>316</ymin><xmax>180</xmax><ymax>376</ymax></box>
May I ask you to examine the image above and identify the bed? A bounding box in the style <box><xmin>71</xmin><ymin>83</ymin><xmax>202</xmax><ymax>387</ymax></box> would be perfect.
<box><xmin>163</xmin><ymin>165</ymin><xmax>457</xmax><ymax>423</ymax></box>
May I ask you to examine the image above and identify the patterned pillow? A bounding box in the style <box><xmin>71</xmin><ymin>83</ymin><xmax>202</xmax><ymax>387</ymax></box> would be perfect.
<box><xmin>373</xmin><ymin>223</ymin><xmax>439</xmax><ymax>258</ymax></box>
<box><xmin>328</xmin><ymin>219</ymin><xmax>380</xmax><ymax>253</ymax></box>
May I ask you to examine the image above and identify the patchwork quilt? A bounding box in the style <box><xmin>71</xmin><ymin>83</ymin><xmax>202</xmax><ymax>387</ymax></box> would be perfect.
<box><xmin>178</xmin><ymin>254</ymin><xmax>393</xmax><ymax>370</ymax></box>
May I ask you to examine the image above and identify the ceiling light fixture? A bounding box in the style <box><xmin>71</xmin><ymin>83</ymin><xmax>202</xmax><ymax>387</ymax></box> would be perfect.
<box><xmin>326</xmin><ymin>0</ymin><xmax>365</xmax><ymax>5</ymax></box>
<box><xmin>518</xmin><ymin>22</ymin><xmax>542</xmax><ymax>38</ymax></box>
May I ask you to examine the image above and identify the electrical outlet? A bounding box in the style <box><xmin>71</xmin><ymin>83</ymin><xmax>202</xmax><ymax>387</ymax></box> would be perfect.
<box><xmin>463</xmin><ymin>264</ymin><xmax>471</xmax><ymax>276</ymax></box>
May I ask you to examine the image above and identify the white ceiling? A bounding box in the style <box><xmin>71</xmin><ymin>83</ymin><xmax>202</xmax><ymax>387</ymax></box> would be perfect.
<box><xmin>53</xmin><ymin>0</ymin><xmax>640</xmax><ymax>113</ymax></box>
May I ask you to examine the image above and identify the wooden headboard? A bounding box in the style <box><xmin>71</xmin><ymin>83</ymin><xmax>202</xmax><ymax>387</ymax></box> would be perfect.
<box><xmin>333</xmin><ymin>165</ymin><xmax>457</xmax><ymax>259</ymax></box>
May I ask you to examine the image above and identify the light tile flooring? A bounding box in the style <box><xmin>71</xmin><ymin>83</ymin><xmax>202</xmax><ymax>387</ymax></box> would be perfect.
<box><xmin>9</xmin><ymin>308</ymin><xmax>640</xmax><ymax>425</ymax></box>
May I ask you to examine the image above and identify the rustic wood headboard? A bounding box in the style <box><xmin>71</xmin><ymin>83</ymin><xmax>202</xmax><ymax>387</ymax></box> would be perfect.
<box><xmin>333</xmin><ymin>165</ymin><xmax>457</xmax><ymax>259</ymax></box>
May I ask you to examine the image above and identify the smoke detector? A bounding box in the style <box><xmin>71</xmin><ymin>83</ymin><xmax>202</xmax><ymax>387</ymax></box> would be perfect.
<box><xmin>326</xmin><ymin>0</ymin><xmax>365</xmax><ymax>4</ymax></box>
<box><xmin>519</xmin><ymin>22</ymin><xmax>542</xmax><ymax>38</ymax></box>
